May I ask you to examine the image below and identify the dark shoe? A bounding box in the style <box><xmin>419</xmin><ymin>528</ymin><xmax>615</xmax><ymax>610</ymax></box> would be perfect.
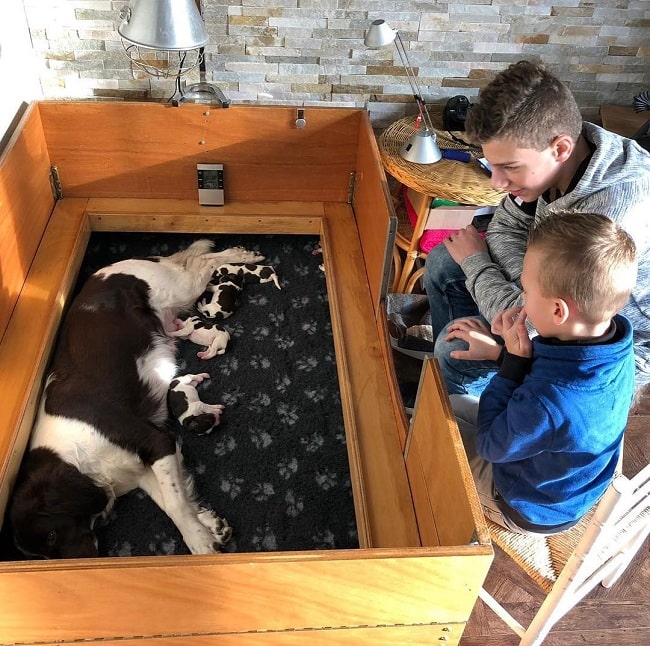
<box><xmin>386</xmin><ymin>293</ymin><xmax>434</xmax><ymax>354</ymax></box>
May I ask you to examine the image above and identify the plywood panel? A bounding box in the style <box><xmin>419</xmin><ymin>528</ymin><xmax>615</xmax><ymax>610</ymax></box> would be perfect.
<box><xmin>37</xmin><ymin>103</ymin><xmax>361</xmax><ymax>203</ymax></box>
<box><xmin>352</xmin><ymin>113</ymin><xmax>396</xmax><ymax>316</ymax></box>
<box><xmin>86</xmin><ymin>198</ymin><xmax>324</xmax><ymax>234</ymax></box>
<box><xmin>321</xmin><ymin>203</ymin><xmax>420</xmax><ymax>549</ymax></box>
<box><xmin>0</xmin><ymin>199</ymin><xmax>90</xmax><ymax>521</ymax></box>
<box><xmin>377</xmin><ymin>310</ymin><xmax>411</xmax><ymax>450</ymax></box>
<box><xmin>406</xmin><ymin>358</ymin><xmax>492</xmax><ymax>547</ymax></box>
<box><xmin>84</xmin><ymin>624</ymin><xmax>467</xmax><ymax>645</ymax></box>
<box><xmin>0</xmin><ymin>549</ymin><xmax>492</xmax><ymax>644</ymax></box>
<box><xmin>0</xmin><ymin>103</ymin><xmax>55</xmax><ymax>340</ymax></box>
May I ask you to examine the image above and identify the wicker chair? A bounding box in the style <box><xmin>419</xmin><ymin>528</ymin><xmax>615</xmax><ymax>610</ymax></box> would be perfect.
<box><xmin>479</xmin><ymin>462</ymin><xmax>650</xmax><ymax>645</ymax></box>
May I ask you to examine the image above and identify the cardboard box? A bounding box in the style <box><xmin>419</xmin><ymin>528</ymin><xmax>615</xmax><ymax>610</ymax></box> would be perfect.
<box><xmin>426</xmin><ymin>201</ymin><xmax>496</xmax><ymax>230</ymax></box>
<box><xmin>0</xmin><ymin>102</ymin><xmax>492</xmax><ymax>645</ymax></box>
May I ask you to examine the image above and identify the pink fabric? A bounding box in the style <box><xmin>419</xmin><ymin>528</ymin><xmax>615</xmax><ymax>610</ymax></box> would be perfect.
<box><xmin>403</xmin><ymin>186</ymin><xmax>485</xmax><ymax>254</ymax></box>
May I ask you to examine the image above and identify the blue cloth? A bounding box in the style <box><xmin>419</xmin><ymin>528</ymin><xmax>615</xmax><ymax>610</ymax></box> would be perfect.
<box><xmin>423</xmin><ymin>242</ymin><xmax>480</xmax><ymax>336</ymax></box>
<box><xmin>434</xmin><ymin>324</ymin><xmax>498</xmax><ymax>397</ymax></box>
<box><xmin>424</xmin><ymin>244</ymin><xmax>498</xmax><ymax>397</ymax></box>
<box><xmin>475</xmin><ymin>314</ymin><xmax>635</xmax><ymax>527</ymax></box>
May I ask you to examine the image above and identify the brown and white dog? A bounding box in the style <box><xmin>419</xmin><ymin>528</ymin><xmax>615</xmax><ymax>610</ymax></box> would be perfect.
<box><xmin>168</xmin><ymin>373</ymin><xmax>225</xmax><ymax>435</ymax></box>
<box><xmin>212</xmin><ymin>263</ymin><xmax>281</xmax><ymax>289</ymax></box>
<box><xmin>197</xmin><ymin>263</ymin><xmax>281</xmax><ymax>320</ymax></box>
<box><xmin>9</xmin><ymin>239</ymin><xmax>262</xmax><ymax>559</ymax></box>
<box><xmin>169</xmin><ymin>316</ymin><xmax>230</xmax><ymax>359</ymax></box>
<box><xmin>196</xmin><ymin>276</ymin><xmax>243</xmax><ymax>320</ymax></box>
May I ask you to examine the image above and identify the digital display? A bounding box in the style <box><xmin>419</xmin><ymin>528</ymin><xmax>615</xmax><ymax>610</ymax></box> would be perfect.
<box><xmin>200</xmin><ymin>170</ymin><xmax>223</xmax><ymax>190</ymax></box>
<box><xmin>197</xmin><ymin>164</ymin><xmax>225</xmax><ymax>206</ymax></box>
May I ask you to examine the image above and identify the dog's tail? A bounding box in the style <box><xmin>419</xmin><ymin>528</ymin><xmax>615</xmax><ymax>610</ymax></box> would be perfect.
<box><xmin>164</xmin><ymin>239</ymin><xmax>215</xmax><ymax>267</ymax></box>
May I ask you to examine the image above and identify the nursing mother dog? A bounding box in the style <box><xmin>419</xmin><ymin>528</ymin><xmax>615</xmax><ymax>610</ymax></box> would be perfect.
<box><xmin>10</xmin><ymin>239</ymin><xmax>263</xmax><ymax>559</ymax></box>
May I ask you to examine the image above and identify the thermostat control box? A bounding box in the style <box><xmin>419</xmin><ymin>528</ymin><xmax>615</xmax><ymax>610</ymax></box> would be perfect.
<box><xmin>197</xmin><ymin>163</ymin><xmax>225</xmax><ymax>206</ymax></box>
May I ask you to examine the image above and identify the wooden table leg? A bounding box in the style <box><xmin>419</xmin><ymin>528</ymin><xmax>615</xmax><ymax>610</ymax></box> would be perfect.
<box><xmin>395</xmin><ymin>188</ymin><xmax>432</xmax><ymax>293</ymax></box>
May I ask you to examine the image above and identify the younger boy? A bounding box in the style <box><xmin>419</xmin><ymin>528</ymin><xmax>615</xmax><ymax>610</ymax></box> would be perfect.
<box><xmin>450</xmin><ymin>212</ymin><xmax>637</xmax><ymax>534</ymax></box>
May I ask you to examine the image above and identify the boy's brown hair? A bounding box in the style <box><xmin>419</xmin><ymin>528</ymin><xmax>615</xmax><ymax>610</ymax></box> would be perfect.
<box><xmin>527</xmin><ymin>212</ymin><xmax>637</xmax><ymax>323</ymax></box>
<box><xmin>465</xmin><ymin>60</ymin><xmax>583</xmax><ymax>150</ymax></box>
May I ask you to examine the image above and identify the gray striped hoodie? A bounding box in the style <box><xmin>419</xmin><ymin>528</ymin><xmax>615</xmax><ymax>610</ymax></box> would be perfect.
<box><xmin>461</xmin><ymin>122</ymin><xmax>650</xmax><ymax>376</ymax></box>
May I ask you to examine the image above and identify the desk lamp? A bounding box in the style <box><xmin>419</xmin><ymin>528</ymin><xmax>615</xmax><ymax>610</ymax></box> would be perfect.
<box><xmin>364</xmin><ymin>19</ymin><xmax>442</xmax><ymax>164</ymax></box>
<box><xmin>118</xmin><ymin>0</ymin><xmax>229</xmax><ymax>107</ymax></box>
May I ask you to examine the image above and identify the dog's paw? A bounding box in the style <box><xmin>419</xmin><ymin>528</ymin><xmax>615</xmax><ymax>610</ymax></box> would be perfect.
<box><xmin>208</xmin><ymin>404</ymin><xmax>225</xmax><ymax>415</ymax></box>
<box><xmin>176</xmin><ymin>372</ymin><xmax>210</xmax><ymax>386</ymax></box>
<box><xmin>197</xmin><ymin>508</ymin><xmax>233</xmax><ymax>548</ymax></box>
<box><xmin>197</xmin><ymin>343</ymin><xmax>228</xmax><ymax>358</ymax></box>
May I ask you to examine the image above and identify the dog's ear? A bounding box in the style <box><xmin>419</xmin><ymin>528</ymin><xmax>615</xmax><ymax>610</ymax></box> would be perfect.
<box><xmin>11</xmin><ymin>448</ymin><xmax>107</xmax><ymax>558</ymax></box>
<box><xmin>167</xmin><ymin>388</ymin><xmax>189</xmax><ymax>420</ymax></box>
<box><xmin>184</xmin><ymin>414</ymin><xmax>216</xmax><ymax>435</ymax></box>
<box><xmin>14</xmin><ymin>448</ymin><xmax>108</xmax><ymax>518</ymax></box>
<box><xmin>43</xmin><ymin>465</ymin><xmax>109</xmax><ymax>518</ymax></box>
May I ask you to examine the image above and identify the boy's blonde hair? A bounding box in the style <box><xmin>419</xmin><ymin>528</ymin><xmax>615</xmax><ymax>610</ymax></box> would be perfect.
<box><xmin>465</xmin><ymin>60</ymin><xmax>583</xmax><ymax>150</ymax></box>
<box><xmin>527</xmin><ymin>212</ymin><xmax>637</xmax><ymax>323</ymax></box>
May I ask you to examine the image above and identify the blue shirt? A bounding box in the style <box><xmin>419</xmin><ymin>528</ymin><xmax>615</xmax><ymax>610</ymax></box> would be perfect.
<box><xmin>476</xmin><ymin>314</ymin><xmax>635</xmax><ymax>527</ymax></box>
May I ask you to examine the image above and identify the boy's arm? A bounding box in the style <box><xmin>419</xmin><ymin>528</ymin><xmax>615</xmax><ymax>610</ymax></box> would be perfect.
<box><xmin>475</xmin><ymin>353</ymin><xmax>553</xmax><ymax>463</ymax></box>
<box><xmin>460</xmin><ymin>197</ymin><xmax>534</xmax><ymax>324</ymax></box>
<box><xmin>476</xmin><ymin>386</ymin><xmax>551</xmax><ymax>463</ymax></box>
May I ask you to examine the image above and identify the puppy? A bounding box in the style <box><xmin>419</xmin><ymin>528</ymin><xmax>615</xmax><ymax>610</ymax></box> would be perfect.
<box><xmin>197</xmin><ymin>277</ymin><xmax>243</xmax><ymax>320</ymax></box>
<box><xmin>169</xmin><ymin>316</ymin><xmax>230</xmax><ymax>358</ymax></box>
<box><xmin>168</xmin><ymin>373</ymin><xmax>224</xmax><ymax>435</ymax></box>
<box><xmin>212</xmin><ymin>263</ymin><xmax>281</xmax><ymax>289</ymax></box>
<box><xmin>197</xmin><ymin>263</ymin><xmax>281</xmax><ymax>320</ymax></box>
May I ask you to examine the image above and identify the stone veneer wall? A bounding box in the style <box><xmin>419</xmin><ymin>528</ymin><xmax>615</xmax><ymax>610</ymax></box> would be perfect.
<box><xmin>23</xmin><ymin>0</ymin><xmax>649</xmax><ymax>127</ymax></box>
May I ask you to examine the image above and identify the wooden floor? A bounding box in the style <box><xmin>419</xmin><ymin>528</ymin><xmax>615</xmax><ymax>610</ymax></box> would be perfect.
<box><xmin>460</xmin><ymin>403</ymin><xmax>650</xmax><ymax>645</ymax></box>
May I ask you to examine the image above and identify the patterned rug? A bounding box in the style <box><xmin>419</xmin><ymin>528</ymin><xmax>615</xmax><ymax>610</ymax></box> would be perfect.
<box><xmin>2</xmin><ymin>232</ymin><xmax>358</xmax><ymax>559</ymax></box>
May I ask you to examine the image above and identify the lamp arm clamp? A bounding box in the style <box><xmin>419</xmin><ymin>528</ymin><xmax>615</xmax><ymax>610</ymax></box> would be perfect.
<box><xmin>393</xmin><ymin>32</ymin><xmax>435</xmax><ymax>133</ymax></box>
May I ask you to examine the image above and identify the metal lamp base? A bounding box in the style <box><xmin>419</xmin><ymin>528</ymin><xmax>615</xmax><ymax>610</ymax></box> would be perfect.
<box><xmin>178</xmin><ymin>82</ymin><xmax>230</xmax><ymax>108</ymax></box>
<box><xmin>400</xmin><ymin>128</ymin><xmax>442</xmax><ymax>164</ymax></box>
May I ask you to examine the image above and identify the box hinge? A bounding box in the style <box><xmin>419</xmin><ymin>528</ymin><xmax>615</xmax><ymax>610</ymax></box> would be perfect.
<box><xmin>49</xmin><ymin>165</ymin><xmax>62</xmax><ymax>200</ymax></box>
<box><xmin>348</xmin><ymin>171</ymin><xmax>356</xmax><ymax>204</ymax></box>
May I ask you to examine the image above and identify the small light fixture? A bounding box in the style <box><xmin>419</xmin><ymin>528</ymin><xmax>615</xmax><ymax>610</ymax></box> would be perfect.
<box><xmin>118</xmin><ymin>0</ymin><xmax>229</xmax><ymax>107</ymax></box>
<box><xmin>118</xmin><ymin>0</ymin><xmax>208</xmax><ymax>78</ymax></box>
<box><xmin>365</xmin><ymin>19</ymin><xmax>442</xmax><ymax>164</ymax></box>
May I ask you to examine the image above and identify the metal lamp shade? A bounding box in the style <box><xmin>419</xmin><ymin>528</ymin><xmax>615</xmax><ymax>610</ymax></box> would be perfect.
<box><xmin>364</xmin><ymin>19</ymin><xmax>397</xmax><ymax>48</ymax></box>
<box><xmin>400</xmin><ymin>129</ymin><xmax>443</xmax><ymax>164</ymax></box>
<box><xmin>118</xmin><ymin>0</ymin><xmax>208</xmax><ymax>51</ymax></box>
<box><xmin>364</xmin><ymin>18</ymin><xmax>442</xmax><ymax>164</ymax></box>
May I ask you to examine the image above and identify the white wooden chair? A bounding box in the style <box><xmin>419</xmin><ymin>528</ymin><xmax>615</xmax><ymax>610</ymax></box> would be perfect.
<box><xmin>478</xmin><ymin>462</ymin><xmax>650</xmax><ymax>645</ymax></box>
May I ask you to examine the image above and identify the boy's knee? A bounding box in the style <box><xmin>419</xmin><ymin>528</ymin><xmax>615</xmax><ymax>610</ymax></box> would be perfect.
<box><xmin>425</xmin><ymin>244</ymin><xmax>451</xmax><ymax>280</ymax></box>
<box><xmin>434</xmin><ymin>326</ymin><xmax>464</xmax><ymax>359</ymax></box>
<box><xmin>434</xmin><ymin>326</ymin><xmax>496</xmax><ymax>397</ymax></box>
<box><xmin>424</xmin><ymin>244</ymin><xmax>466</xmax><ymax>287</ymax></box>
<box><xmin>433</xmin><ymin>332</ymin><xmax>468</xmax><ymax>381</ymax></box>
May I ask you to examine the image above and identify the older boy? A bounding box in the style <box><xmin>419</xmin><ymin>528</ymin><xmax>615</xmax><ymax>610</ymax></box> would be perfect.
<box><xmin>451</xmin><ymin>212</ymin><xmax>637</xmax><ymax>533</ymax></box>
<box><xmin>423</xmin><ymin>60</ymin><xmax>649</xmax><ymax>401</ymax></box>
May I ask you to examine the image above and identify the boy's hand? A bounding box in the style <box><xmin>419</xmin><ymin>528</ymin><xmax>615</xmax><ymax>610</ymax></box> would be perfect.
<box><xmin>493</xmin><ymin>306</ymin><xmax>532</xmax><ymax>358</ymax></box>
<box><xmin>446</xmin><ymin>317</ymin><xmax>502</xmax><ymax>361</ymax></box>
<box><xmin>443</xmin><ymin>225</ymin><xmax>488</xmax><ymax>264</ymax></box>
<box><xmin>491</xmin><ymin>306</ymin><xmax>522</xmax><ymax>336</ymax></box>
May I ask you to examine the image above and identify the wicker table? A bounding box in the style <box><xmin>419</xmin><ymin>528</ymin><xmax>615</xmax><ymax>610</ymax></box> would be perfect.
<box><xmin>378</xmin><ymin>116</ymin><xmax>504</xmax><ymax>293</ymax></box>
